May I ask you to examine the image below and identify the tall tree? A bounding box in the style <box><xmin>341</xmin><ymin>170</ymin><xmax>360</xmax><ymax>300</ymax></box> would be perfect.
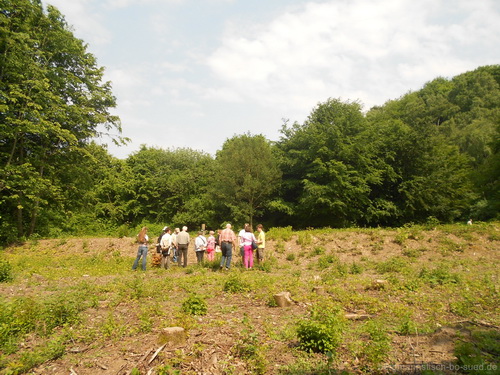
<box><xmin>213</xmin><ymin>134</ymin><xmax>281</xmax><ymax>227</ymax></box>
<box><xmin>277</xmin><ymin>99</ymin><xmax>392</xmax><ymax>227</ymax></box>
<box><xmin>0</xmin><ymin>1</ymin><xmax>121</xmax><ymax>242</ymax></box>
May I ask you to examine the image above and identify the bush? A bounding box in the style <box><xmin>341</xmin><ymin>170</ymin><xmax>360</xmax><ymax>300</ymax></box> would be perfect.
<box><xmin>223</xmin><ymin>275</ymin><xmax>250</xmax><ymax>293</ymax></box>
<box><xmin>297</xmin><ymin>302</ymin><xmax>345</xmax><ymax>354</ymax></box>
<box><xmin>181</xmin><ymin>295</ymin><xmax>207</xmax><ymax>316</ymax></box>
<box><xmin>361</xmin><ymin>320</ymin><xmax>391</xmax><ymax>368</ymax></box>
<box><xmin>267</xmin><ymin>226</ymin><xmax>293</xmax><ymax>241</ymax></box>
<box><xmin>0</xmin><ymin>259</ymin><xmax>13</xmax><ymax>283</ymax></box>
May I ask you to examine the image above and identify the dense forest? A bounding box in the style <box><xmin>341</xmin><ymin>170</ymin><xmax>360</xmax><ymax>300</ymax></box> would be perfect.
<box><xmin>1</xmin><ymin>1</ymin><xmax>499</xmax><ymax>244</ymax></box>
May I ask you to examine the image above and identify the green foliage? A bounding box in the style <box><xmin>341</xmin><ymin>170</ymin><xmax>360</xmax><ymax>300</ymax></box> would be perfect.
<box><xmin>0</xmin><ymin>1</ymin><xmax>122</xmax><ymax>243</ymax></box>
<box><xmin>233</xmin><ymin>315</ymin><xmax>268</xmax><ymax>374</ymax></box>
<box><xmin>419</xmin><ymin>265</ymin><xmax>461</xmax><ymax>287</ymax></box>
<box><xmin>266</xmin><ymin>226</ymin><xmax>294</xmax><ymax>241</ymax></box>
<box><xmin>454</xmin><ymin>328</ymin><xmax>500</xmax><ymax>375</ymax></box>
<box><xmin>212</xmin><ymin>133</ymin><xmax>281</xmax><ymax>226</ymax></box>
<box><xmin>375</xmin><ymin>256</ymin><xmax>408</xmax><ymax>274</ymax></box>
<box><xmin>296</xmin><ymin>301</ymin><xmax>345</xmax><ymax>354</ymax></box>
<box><xmin>361</xmin><ymin>320</ymin><xmax>391</xmax><ymax>368</ymax></box>
<box><xmin>0</xmin><ymin>259</ymin><xmax>13</xmax><ymax>282</ymax></box>
<box><xmin>349</xmin><ymin>262</ymin><xmax>363</xmax><ymax>274</ymax></box>
<box><xmin>181</xmin><ymin>295</ymin><xmax>207</xmax><ymax>316</ymax></box>
<box><xmin>223</xmin><ymin>275</ymin><xmax>250</xmax><ymax>293</ymax></box>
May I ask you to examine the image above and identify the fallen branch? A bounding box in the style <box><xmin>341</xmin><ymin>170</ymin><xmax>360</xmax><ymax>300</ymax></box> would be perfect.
<box><xmin>148</xmin><ymin>343</ymin><xmax>167</xmax><ymax>365</ymax></box>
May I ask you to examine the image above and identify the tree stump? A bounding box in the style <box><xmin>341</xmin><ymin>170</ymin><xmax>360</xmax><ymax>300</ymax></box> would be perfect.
<box><xmin>158</xmin><ymin>327</ymin><xmax>186</xmax><ymax>345</ymax></box>
<box><xmin>273</xmin><ymin>292</ymin><xmax>293</xmax><ymax>307</ymax></box>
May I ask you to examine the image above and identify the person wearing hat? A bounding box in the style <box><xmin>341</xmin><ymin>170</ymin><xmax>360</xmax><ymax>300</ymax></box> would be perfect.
<box><xmin>160</xmin><ymin>227</ymin><xmax>172</xmax><ymax>269</ymax></box>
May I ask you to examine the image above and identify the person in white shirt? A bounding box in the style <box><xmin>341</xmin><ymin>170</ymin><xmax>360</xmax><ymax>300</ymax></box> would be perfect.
<box><xmin>195</xmin><ymin>231</ymin><xmax>208</xmax><ymax>265</ymax></box>
<box><xmin>238</xmin><ymin>223</ymin><xmax>249</xmax><ymax>266</ymax></box>
<box><xmin>160</xmin><ymin>227</ymin><xmax>172</xmax><ymax>269</ymax></box>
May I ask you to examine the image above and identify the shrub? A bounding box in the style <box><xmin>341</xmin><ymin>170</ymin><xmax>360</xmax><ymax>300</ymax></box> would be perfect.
<box><xmin>223</xmin><ymin>275</ymin><xmax>250</xmax><ymax>293</ymax></box>
<box><xmin>297</xmin><ymin>302</ymin><xmax>345</xmax><ymax>354</ymax></box>
<box><xmin>361</xmin><ymin>320</ymin><xmax>391</xmax><ymax>368</ymax></box>
<box><xmin>296</xmin><ymin>232</ymin><xmax>312</xmax><ymax>246</ymax></box>
<box><xmin>181</xmin><ymin>295</ymin><xmax>207</xmax><ymax>316</ymax></box>
<box><xmin>350</xmin><ymin>262</ymin><xmax>363</xmax><ymax>274</ymax></box>
<box><xmin>0</xmin><ymin>259</ymin><xmax>13</xmax><ymax>283</ymax></box>
<box><xmin>375</xmin><ymin>256</ymin><xmax>407</xmax><ymax>274</ymax></box>
<box><xmin>267</xmin><ymin>226</ymin><xmax>293</xmax><ymax>241</ymax></box>
<box><xmin>419</xmin><ymin>265</ymin><xmax>460</xmax><ymax>287</ymax></box>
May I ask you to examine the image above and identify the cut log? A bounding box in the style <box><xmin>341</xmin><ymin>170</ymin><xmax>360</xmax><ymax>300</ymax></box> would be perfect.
<box><xmin>345</xmin><ymin>313</ymin><xmax>371</xmax><ymax>321</ymax></box>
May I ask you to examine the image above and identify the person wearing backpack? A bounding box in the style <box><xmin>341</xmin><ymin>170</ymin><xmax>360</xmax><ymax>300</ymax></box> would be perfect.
<box><xmin>155</xmin><ymin>227</ymin><xmax>168</xmax><ymax>254</ymax></box>
<box><xmin>132</xmin><ymin>227</ymin><xmax>149</xmax><ymax>271</ymax></box>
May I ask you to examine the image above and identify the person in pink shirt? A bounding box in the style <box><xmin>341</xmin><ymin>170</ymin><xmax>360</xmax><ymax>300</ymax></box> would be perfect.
<box><xmin>206</xmin><ymin>230</ymin><xmax>216</xmax><ymax>261</ymax></box>
<box><xmin>240</xmin><ymin>224</ymin><xmax>257</xmax><ymax>269</ymax></box>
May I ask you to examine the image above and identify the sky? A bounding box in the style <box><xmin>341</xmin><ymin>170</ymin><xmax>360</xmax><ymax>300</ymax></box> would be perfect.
<box><xmin>41</xmin><ymin>0</ymin><xmax>500</xmax><ymax>159</ymax></box>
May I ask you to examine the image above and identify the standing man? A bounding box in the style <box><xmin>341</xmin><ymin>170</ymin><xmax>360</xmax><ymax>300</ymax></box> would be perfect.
<box><xmin>177</xmin><ymin>226</ymin><xmax>190</xmax><ymax>268</ymax></box>
<box><xmin>171</xmin><ymin>227</ymin><xmax>180</xmax><ymax>263</ymax></box>
<box><xmin>220</xmin><ymin>223</ymin><xmax>236</xmax><ymax>270</ymax></box>
<box><xmin>256</xmin><ymin>224</ymin><xmax>266</xmax><ymax>264</ymax></box>
<box><xmin>160</xmin><ymin>227</ymin><xmax>172</xmax><ymax>269</ymax></box>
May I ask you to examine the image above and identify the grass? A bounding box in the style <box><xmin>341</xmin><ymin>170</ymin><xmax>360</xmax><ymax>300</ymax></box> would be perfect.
<box><xmin>0</xmin><ymin>222</ymin><xmax>498</xmax><ymax>374</ymax></box>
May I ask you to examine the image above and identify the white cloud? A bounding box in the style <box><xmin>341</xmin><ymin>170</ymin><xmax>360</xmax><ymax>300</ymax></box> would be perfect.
<box><xmin>206</xmin><ymin>0</ymin><xmax>500</xmax><ymax>112</ymax></box>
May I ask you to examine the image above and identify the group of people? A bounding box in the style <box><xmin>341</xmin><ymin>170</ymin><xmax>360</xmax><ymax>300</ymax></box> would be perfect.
<box><xmin>131</xmin><ymin>223</ymin><xmax>266</xmax><ymax>271</ymax></box>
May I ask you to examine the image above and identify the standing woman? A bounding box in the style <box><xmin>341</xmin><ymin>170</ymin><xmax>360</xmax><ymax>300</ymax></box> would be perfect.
<box><xmin>241</xmin><ymin>224</ymin><xmax>257</xmax><ymax>269</ymax></box>
<box><xmin>195</xmin><ymin>231</ymin><xmax>208</xmax><ymax>265</ymax></box>
<box><xmin>206</xmin><ymin>231</ymin><xmax>216</xmax><ymax>262</ymax></box>
<box><xmin>132</xmin><ymin>226</ymin><xmax>149</xmax><ymax>271</ymax></box>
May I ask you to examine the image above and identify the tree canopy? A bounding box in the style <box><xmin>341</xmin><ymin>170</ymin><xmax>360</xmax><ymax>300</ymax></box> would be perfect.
<box><xmin>0</xmin><ymin>1</ymin><xmax>498</xmax><ymax>243</ymax></box>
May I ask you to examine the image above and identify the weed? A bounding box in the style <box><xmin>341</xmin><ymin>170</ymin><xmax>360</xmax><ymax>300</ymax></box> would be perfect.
<box><xmin>398</xmin><ymin>314</ymin><xmax>418</xmax><ymax>335</ymax></box>
<box><xmin>371</xmin><ymin>242</ymin><xmax>383</xmax><ymax>254</ymax></box>
<box><xmin>267</xmin><ymin>226</ymin><xmax>293</xmax><ymax>241</ymax></box>
<box><xmin>233</xmin><ymin>314</ymin><xmax>268</xmax><ymax>374</ymax></box>
<box><xmin>156</xmin><ymin>364</ymin><xmax>181</xmax><ymax>375</ymax></box>
<box><xmin>394</xmin><ymin>230</ymin><xmax>408</xmax><ymax>246</ymax></box>
<box><xmin>223</xmin><ymin>275</ymin><xmax>250</xmax><ymax>293</ymax></box>
<box><xmin>439</xmin><ymin>237</ymin><xmax>466</xmax><ymax>253</ymax></box>
<box><xmin>419</xmin><ymin>265</ymin><xmax>460</xmax><ymax>287</ymax></box>
<box><xmin>349</xmin><ymin>262</ymin><xmax>363</xmax><ymax>274</ymax></box>
<box><xmin>375</xmin><ymin>256</ymin><xmax>408</xmax><ymax>274</ymax></box>
<box><xmin>296</xmin><ymin>232</ymin><xmax>312</xmax><ymax>246</ymax></box>
<box><xmin>402</xmin><ymin>248</ymin><xmax>422</xmax><ymax>258</ymax></box>
<box><xmin>286</xmin><ymin>253</ymin><xmax>296</xmax><ymax>261</ymax></box>
<box><xmin>361</xmin><ymin>319</ymin><xmax>391</xmax><ymax>369</ymax></box>
<box><xmin>296</xmin><ymin>301</ymin><xmax>345</xmax><ymax>355</ymax></box>
<box><xmin>454</xmin><ymin>327</ymin><xmax>500</xmax><ymax>374</ymax></box>
<box><xmin>275</xmin><ymin>240</ymin><xmax>286</xmax><ymax>254</ymax></box>
<box><xmin>181</xmin><ymin>295</ymin><xmax>207</xmax><ymax>316</ymax></box>
<box><xmin>0</xmin><ymin>259</ymin><xmax>13</xmax><ymax>283</ymax></box>
<box><xmin>317</xmin><ymin>254</ymin><xmax>339</xmax><ymax>270</ymax></box>
<box><xmin>310</xmin><ymin>246</ymin><xmax>326</xmax><ymax>257</ymax></box>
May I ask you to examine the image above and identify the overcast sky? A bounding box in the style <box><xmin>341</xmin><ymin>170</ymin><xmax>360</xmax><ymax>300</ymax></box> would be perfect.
<box><xmin>41</xmin><ymin>0</ymin><xmax>500</xmax><ymax>159</ymax></box>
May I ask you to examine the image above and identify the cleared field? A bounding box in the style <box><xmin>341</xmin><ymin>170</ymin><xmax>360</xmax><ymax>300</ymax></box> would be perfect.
<box><xmin>0</xmin><ymin>223</ymin><xmax>498</xmax><ymax>374</ymax></box>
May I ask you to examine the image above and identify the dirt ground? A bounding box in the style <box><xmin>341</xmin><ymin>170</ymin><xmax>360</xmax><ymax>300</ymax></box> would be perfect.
<box><xmin>3</xmin><ymin>226</ymin><xmax>499</xmax><ymax>375</ymax></box>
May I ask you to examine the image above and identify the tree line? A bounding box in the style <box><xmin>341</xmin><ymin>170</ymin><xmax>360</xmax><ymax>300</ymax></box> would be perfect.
<box><xmin>1</xmin><ymin>1</ymin><xmax>498</xmax><ymax>244</ymax></box>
